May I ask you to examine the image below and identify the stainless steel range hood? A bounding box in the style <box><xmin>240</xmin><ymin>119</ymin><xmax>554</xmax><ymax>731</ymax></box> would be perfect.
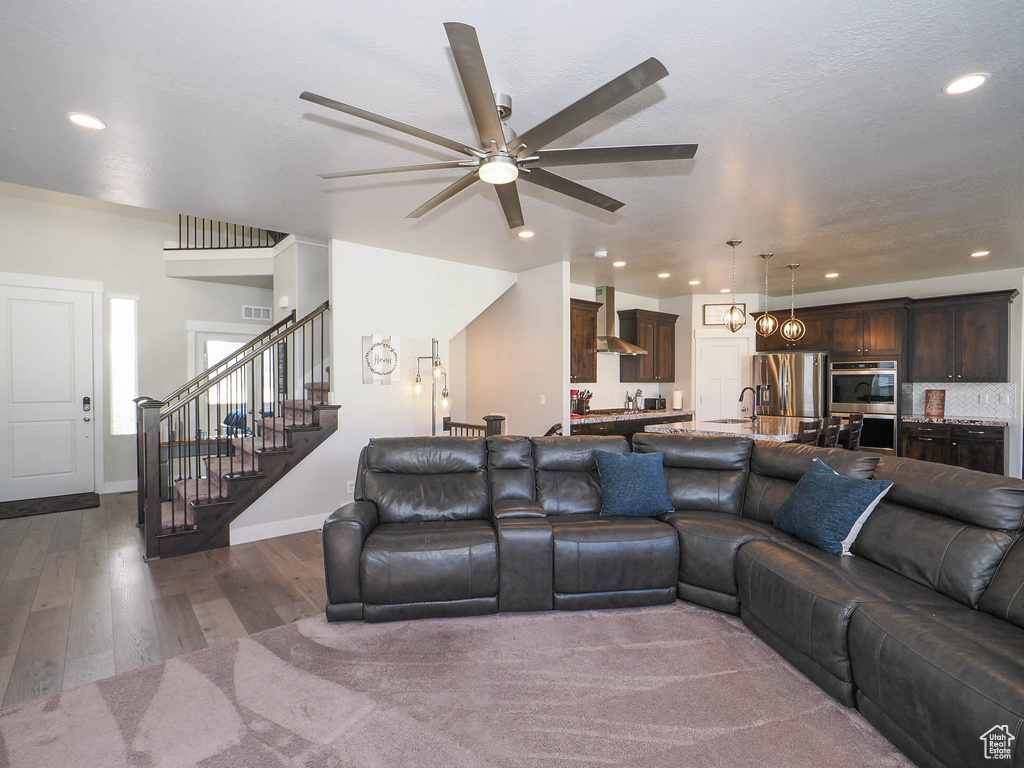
<box><xmin>595</xmin><ymin>286</ymin><xmax>647</xmax><ymax>355</ymax></box>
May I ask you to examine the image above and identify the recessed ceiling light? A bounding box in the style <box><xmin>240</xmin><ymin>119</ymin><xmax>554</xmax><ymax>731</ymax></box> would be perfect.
<box><xmin>825</xmin><ymin>272</ymin><xmax>839</xmax><ymax>278</ymax></box>
<box><xmin>658</xmin><ymin>273</ymin><xmax>671</xmax><ymax>279</ymax></box>
<box><xmin>517</xmin><ymin>230</ymin><xmax>534</xmax><ymax>239</ymax></box>
<box><xmin>971</xmin><ymin>250</ymin><xmax>990</xmax><ymax>258</ymax></box>
<box><xmin>67</xmin><ymin>112</ymin><xmax>106</xmax><ymax>130</ymax></box>
<box><xmin>612</xmin><ymin>261</ymin><xmax>626</xmax><ymax>267</ymax></box>
<box><xmin>944</xmin><ymin>73</ymin><xmax>989</xmax><ymax>95</ymax></box>
<box><xmin>720</xmin><ymin>288</ymin><xmax>730</xmax><ymax>293</ymax></box>
<box><xmin>688</xmin><ymin>280</ymin><xmax>701</xmax><ymax>285</ymax></box>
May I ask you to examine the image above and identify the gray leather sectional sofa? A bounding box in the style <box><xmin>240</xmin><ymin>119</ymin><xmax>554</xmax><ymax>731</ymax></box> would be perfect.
<box><xmin>323</xmin><ymin>433</ymin><xmax>1024</xmax><ymax>768</ymax></box>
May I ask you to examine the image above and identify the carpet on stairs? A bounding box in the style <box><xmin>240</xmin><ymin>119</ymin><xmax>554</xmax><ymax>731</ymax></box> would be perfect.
<box><xmin>0</xmin><ymin>602</ymin><xmax>913</xmax><ymax>767</ymax></box>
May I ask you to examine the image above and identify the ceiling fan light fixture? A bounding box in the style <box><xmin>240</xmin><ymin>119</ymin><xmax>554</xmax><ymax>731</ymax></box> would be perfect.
<box><xmin>478</xmin><ymin>155</ymin><xmax>519</xmax><ymax>185</ymax></box>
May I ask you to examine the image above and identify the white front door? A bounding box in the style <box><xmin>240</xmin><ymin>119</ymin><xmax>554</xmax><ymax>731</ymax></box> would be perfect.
<box><xmin>696</xmin><ymin>337</ymin><xmax>750</xmax><ymax>422</ymax></box>
<box><xmin>0</xmin><ymin>284</ymin><xmax>95</xmax><ymax>501</ymax></box>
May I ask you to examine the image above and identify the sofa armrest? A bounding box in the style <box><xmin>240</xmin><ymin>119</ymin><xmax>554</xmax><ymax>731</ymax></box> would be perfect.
<box><xmin>492</xmin><ymin>499</ymin><xmax>547</xmax><ymax>520</ymax></box>
<box><xmin>495</xmin><ymin>517</ymin><xmax>553</xmax><ymax>612</ymax></box>
<box><xmin>322</xmin><ymin>501</ymin><xmax>379</xmax><ymax>611</ymax></box>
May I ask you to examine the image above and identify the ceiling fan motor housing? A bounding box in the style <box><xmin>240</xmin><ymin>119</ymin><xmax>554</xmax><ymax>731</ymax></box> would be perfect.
<box><xmin>493</xmin><ymin>92</ymin><xmax>512</xmax><ymax>120</ymax></box>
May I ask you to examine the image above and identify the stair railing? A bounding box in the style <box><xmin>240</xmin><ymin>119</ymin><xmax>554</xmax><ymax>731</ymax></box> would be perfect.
<box><xmin>442</xmin><ymin>415</ymin><xmax>505</xmax><ymax>437</ymax></box>
<box><xmin>165</xmin><ymin>214</ymin><xmax>288</xmax><ymax>250</ymax></box>
<box><xmin>136</xmin><ymin>300</ymin><xmax>330</xmax><ymax>559</ymax></box>
<box><xmin>162</xmin><ymin>309</ymin><xmax>297</xmax><ymax>410</ymax></box>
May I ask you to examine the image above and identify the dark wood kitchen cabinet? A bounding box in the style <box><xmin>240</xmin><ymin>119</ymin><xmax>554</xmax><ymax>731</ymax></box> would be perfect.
<box><xmin>901</xmin><ymin>421</ymin><xmax>1006</xmax><ymax>474</ymax></box>
<box><xmin>570</xmin><ymin>298</ymin><xmax>601</xmax><ymax>384</ymax></box>
<box><xmin>950</xmin><ymin>425</ymin><xmax>1005</xmax><ymax>475</ymax></box>
<box><xmin>618</xmin><ymin>309</ymin><xmax>678</xmax><ymax>383</ymax></box>
<box><xmin>908</xmin><ymin>290</ymin><xmax>1017</xmax><ymax>382</ymax></box>
<box><xmin>754</xmin><ymin>300</ymin><xmax>905</xmax><ymax>357</ymax></box>
<box><xmin>829</xmin><ymin>311</ymin><xmax>865</xmax><ymax>356</ymax></box>
<box><xmin>901</xmin><ymin>423</ymin><xmax>951</xmax><ymax>464</ymax></box>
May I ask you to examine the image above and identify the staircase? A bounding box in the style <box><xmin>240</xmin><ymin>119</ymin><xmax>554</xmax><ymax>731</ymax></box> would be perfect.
<box><xmin>136</xmin><ymin>302</ymin><xmax>336</xmax><ymax>559</ymax></box>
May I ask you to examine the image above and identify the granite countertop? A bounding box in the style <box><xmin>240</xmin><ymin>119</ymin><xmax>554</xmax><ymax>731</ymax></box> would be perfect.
<box><xmin>645</xmin><ymin>415</ymin><xmax>830</xmax><ymax>443</ymax></box>
<box><xmin>570</xmin><ymin>409</ymin><xmax>695</xmax><ymax>424</ymax></box>
<box><xmin>902</xmin><ymin>416</ymin><xmax>1009</xmax><ymax>427</ymax></box>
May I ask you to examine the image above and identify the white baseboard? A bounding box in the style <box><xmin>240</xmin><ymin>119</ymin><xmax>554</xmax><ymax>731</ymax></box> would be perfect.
<box><xmin>100</xmin><ymin>480</ymin><xmax>137</xmax><ymax>494</ymax></box>
<box><xmin>229</xmin><ymin>513</ymin><xmax>327</xmax><ymax>545</ymax></box>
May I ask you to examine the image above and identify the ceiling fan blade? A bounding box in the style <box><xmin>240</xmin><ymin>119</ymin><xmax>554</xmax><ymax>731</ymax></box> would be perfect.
<box><xmin>300</xmin><ymin>91</ymin><xmax>472</xmax><ymax>155</ymax></box>
<box><xmin>512</xmin><ymin>58</ymin><xmax>669</xmax><ymax>155</ymax></box>
<box><xmin>493</xmin><ymin>182</ymin><xmax>525</xmax><ymax>229</ymax></box>
<box><xmin>528</xmin><ymin>143</ymin><xmax>698</xmax><ymax>167</ymax></box>
<box><xmin>443</xmin><ymin>22</ymin><xmax>508</xmax><ymax>152</ymax></box>
<box><xmin>519</xmin><ymin>168</ymin><xmax>624</xmax><ymax>213</ymax></box>
<box><xmin>319</xmin><ymin>161</ymin><xmax>472</xmax><ymax>180</ymax></box>
<box><xmin>406</xmin><ymin>171</ymin><xmax>480</xmax><ymax>219</ymax></box>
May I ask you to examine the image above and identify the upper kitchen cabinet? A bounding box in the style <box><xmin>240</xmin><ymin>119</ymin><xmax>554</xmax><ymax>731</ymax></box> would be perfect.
<box><xmin>570</xmin><ymin>298</ymin><xmax>602</xmax><ymax>383</ymax></box>
<box><xmin>908</xmin><ymin>290</ymin><xmax>1017</xmax><ymax>382</ymax></box>
<box><xmin>618</xmin><ymin>309</ymin><xmax>678</xmax><ymax>382</ymax></box>
<box><xmin>754</xmin><ymin>299</ymin><xmax>907</xmax><ymax>358</ymax></box>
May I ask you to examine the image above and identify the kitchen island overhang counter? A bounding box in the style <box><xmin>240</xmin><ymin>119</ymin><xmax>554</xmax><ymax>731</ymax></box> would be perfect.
<box><xmin>646</xmin><ymin>415</ymin><xmax>842</xmax><ymax>443</ymax></box>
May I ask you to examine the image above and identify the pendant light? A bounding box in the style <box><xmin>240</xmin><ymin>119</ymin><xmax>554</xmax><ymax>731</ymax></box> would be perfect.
<box><xmin>723</xmin><ymin>239</ymin><xmax>746</xmax><ymax>333</ymax></box>
<box><xmin>755</xmin><ymin>253</ymin><xmax>778</xmax><ymax>337</ymax></box>
<box><xmin>779</xmin><ymin>264</ymin><xmax>806</xmax><ymax>342</ymax></box>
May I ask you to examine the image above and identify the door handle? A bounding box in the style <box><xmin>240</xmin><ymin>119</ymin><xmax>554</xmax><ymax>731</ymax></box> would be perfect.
<box><xmin>83</xmin><ymin>416</ymin><xmax>92</xmax><ymax>422</ymax></box>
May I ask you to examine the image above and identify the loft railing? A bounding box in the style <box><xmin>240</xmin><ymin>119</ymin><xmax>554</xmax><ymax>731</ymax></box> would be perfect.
<box><xmin>163</xmin><ymin>309</ymin><xmax>297</xmax><ymax>410</ymax></box>
<box><xmin>442</xmin><ymin>415</ymin><xmax>505</xmax><ymax>437</ymax></box>
<box><xmin>135</xmin><ymin>301</ymin><xmax>330</xmax><ymax>558</ymax></box>
<box><xmin>166</xmin><ymin>215</ymin><xmax>288</xmax><ymax>250</ymax></box>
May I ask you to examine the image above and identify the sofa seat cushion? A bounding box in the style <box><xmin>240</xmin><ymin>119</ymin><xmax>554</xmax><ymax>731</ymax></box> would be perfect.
<box><xmin>850</xmin><ymin>601</ymin><xmax>1024</xmax><ymax>767</ymax></box>
<box><xmin>659</xmin><ymin>511</ymin><xmax>799</xmax><ymax>597</ymax></box>
<box><xmin>360</xmin><ymin>519</ymin><xmax>498</xmax><ymax>605</ymax></box>
<box><xmin>550</xmin><ymin>514</ymin><xmax>678</xmax><ymax>594</ymax></box>
<box><xmin>737</xmin><ymin>540</ymin><xmax>958</xmax><ymax>690</ymax></box>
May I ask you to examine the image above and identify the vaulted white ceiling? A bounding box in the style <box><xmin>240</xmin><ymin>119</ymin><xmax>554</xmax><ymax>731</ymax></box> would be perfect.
<box><xmin>1</xmin><ymin>0</ymin><xmax>1021</xmax><ymax>297</ymax></box>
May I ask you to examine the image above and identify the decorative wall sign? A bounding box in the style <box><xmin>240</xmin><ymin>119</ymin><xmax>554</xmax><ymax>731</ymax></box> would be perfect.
<box><xmin>703</xmin><ymin>303</ymin><xmax>747</xmax><ymax>326</ymax></box>
<box><xmin>924</xmin><ymin>389</ymin><xmax>946</xmax><ymax>418</ymax></box>
<box><xmin>362</xmin><ymin>335</ymin><xmax>400</xmax><ymax>384</ymax></box>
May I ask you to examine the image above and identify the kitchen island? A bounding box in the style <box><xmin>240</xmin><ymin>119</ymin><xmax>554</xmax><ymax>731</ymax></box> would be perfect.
<box><xmin>646</xmin><ymin>415</ymin><xmax>827</xmax><ymax>443</ymax></box>
<box><xmin>570</xmin><ymin>409</ymin><xmax>695</xmax><ymax>447</ymax></box>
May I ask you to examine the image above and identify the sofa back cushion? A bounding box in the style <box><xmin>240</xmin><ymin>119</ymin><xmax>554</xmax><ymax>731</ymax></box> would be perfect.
<box><xmin>532</xmin><ymin>436</ymin><xmax>629</xmax><ymax>515</ymax></box>
<box><xmin>742</xmin><ymin>442</ymin><xmax>880</xmax><ymax>523</ymax></box>
<box><xmin>487</xmin><ymin>436</ymin><xmax>535</xmax><ymax>501</ymax></box>
<box><xmin>979</xmin><ymin>536</ymin><xmax>1024</xmax><ymax>629</ymax></box>
<box><xmin>360</xmin><ymin>437</ymin><xmax>489</xmax><ymax>523</ymax></box>
<box><xmin>632</xmin><ymin>433</ymin><xmax>752</xmax><ymax>515</ymax></box>
<box><xmin>852</xmin><ymin>456</ymin><xmax>1024</xmax><ymax>608</ymax></box>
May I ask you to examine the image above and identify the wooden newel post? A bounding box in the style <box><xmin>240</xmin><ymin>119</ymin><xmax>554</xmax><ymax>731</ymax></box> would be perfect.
<box><xmin>138</xmin><ymin>399</ymin><xmax>165</xmax><ymax>560</ymax></box>
<box><xmin>483</xmin><ymin>415</ymin><xmax>505</xmax><ymax>436</ymax></box>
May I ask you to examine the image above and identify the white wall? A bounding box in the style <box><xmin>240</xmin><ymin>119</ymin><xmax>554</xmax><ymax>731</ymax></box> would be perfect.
<box><xmin>569</xmin><ymin>283</ymin><xmax>671</xmax><ymax>410</ymax></box>
<box><xmin>790</xmin><ymin>268</ymin><xmax>1024</xmax><ymax>477</ymax></box>
<box><xmin>465</xmin><ymin>263</ymin><xmax>570</xmax><ymax>436</ymax></box>
<box><xmin>0</xmin><ymin>181</ymin><xmax>273</xmax><ymax>489</ymax></box>
<box><xmin>231</xmin><ymin>241</ymin><xmax>516</xmax><ymax>541</ymax></box>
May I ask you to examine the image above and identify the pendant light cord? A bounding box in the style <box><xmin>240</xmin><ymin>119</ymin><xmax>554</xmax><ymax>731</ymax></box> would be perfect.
<box><xmin>789</xmin><ymin>266</ymin><xmax>796</xmax><ymax>319</ymax></box>
<box><xmin>731</xmin><ymin>244</ymin><xmax>738</xmax><ymax>305</ymax></box>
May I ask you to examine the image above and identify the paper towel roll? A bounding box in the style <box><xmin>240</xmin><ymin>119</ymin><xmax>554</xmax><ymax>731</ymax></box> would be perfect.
<box><xmin>671</xmin><ymin>390</ymin><xmax>683</xmax><ymax>410</ymax></box>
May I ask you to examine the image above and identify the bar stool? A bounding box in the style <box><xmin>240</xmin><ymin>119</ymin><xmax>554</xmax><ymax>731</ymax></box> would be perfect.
<box><xmin>846</xmin><ymin>413</ymin><xmax>864</xmax><ymax>451</ymax></box>
<box><xmin>820</xmin><ymin>416</ymin><xmax>842</xmax><ymax>448</ymax></box>
<box><xmin>796</xmin><ymin>420</ymin><xmax>821</xmax><ymax>445</ymax></box>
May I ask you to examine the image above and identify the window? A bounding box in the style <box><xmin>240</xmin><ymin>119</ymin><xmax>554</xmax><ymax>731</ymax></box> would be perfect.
<box><xmin>109</xmin><ymin>296</ymin><xmax>139</xmax><ymax>436</ymax></box>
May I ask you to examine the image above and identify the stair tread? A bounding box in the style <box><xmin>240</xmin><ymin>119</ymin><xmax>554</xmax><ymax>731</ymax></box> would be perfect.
<box><xmin>259</xmin><ymin>416</ymin><xmax>322</xmax><ymax>433</ymax></box>
<box><xmin>174</xmin><ymin>476</ymin><xmax>230</xmax><ymax>505</ymax></box>
<box><xmin>231</xmin><ymin>433</ymin><xmax>289</xmax><ymax>455</ymax></box>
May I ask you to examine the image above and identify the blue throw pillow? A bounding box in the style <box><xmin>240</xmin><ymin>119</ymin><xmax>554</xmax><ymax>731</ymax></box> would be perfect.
<box><xmin>773</xmin><ymin>458</ymin><xmax>892</xmax><ymax>555</ymax></box>
<box><xmin>595</xmin><ymin>450</ymin><xmax>674</xmax><ymax>517</ymax></box>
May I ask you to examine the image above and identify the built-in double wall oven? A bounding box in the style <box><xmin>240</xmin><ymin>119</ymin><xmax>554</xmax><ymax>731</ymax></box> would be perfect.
<box><xmin>829</xmin><ymin>360</ymin><xmax>898</xmax><ymax>454</ymax></box>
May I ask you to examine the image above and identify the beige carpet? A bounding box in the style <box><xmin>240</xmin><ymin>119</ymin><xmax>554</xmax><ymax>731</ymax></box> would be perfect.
<box><xmin>0</xmin><ymin>602</ymin><xmax>912</xmax><ymax>767</ymax></box>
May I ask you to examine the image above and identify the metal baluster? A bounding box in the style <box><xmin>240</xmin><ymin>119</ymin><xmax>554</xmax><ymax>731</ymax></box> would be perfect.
<box><xmin>249</xmin><ymin>355</ymin><xmax>256</xmax><ymax>471</ymax></box>
<box><xmin>301</xmin><ymin>323</ymin><xmax>306</xmax><ymax>425</ymax></box>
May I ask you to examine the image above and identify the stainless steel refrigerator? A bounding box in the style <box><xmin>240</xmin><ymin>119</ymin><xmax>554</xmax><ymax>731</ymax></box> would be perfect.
<box><xmin>753</xmin><ymin>352</ymin><xmax>828</xmax><ymax>418</ymax></box>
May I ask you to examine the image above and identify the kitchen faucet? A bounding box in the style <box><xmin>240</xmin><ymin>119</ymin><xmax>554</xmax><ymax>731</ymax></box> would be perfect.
<box><xmin>738</xmin><ymin>387</ymin><xmax>758</xmax><ymax>422</ymax></box>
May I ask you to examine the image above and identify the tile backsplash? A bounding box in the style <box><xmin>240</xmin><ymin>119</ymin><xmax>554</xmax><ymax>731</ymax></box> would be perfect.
<box><xmin>903</xmin><ymin>382</ymin><xmax>1015</xmax><ymax>420</ymax></box>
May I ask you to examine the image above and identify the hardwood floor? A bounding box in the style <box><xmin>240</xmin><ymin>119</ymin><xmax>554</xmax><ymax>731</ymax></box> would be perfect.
<box><xmin>0</xmin><ymin>492</ymin><xmax>326</xmax><ymax>708</ymax></box>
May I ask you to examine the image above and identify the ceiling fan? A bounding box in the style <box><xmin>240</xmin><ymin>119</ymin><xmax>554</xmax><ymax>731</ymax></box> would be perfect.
<box><xmin>300</xmin><ymin>22</ymin><xmax>697</xmax><ymax>230</ymax></box>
